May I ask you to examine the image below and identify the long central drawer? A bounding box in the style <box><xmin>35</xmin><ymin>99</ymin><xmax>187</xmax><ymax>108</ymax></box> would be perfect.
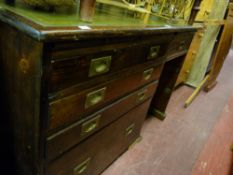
<box><xmin>46</xmin><ymin>99</ymin><xmax>151</xmax><ymax>175</ymax></box>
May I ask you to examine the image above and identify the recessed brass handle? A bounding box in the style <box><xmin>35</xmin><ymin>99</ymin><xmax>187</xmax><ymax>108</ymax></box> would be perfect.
<box><xmin>137</xmin><ymin>89</ymin><xmax>147</xmax><ymax>103</ymax></box>
<box><xmin>85</xmin><ymin>87</ymin><xmax>106</xmax><ymax>109</ymax></box>
<box><xmin>143</xmin><ymin>68</ymin><xmax>154</xmax><ymax>81</ymax></box>
<box><xmin>73</xmin><ymin>157</ymin><xmax>91</xmax><ymax>175</ymax></box>
<box><xmin>89</xmin><ymin>56</ymin><xmax>112</xmax><ymax>77</ymax></box>
<box><xmin>126</xmin><ymin>123</ymin><xmax>135</xmax><ymax>136</ymax></box>
<box><xmin>81</xmin><ymin>115</ymin><xmax>101</xmax><ymax>136</ymax></box>
<box><xmin>148</xmin><ymin>46</ymin><xmax>160</xmax><ymax>59</ymax></box>
<box><xmin>95</xmin><ymin>64</ymin><xmax>107</xmax><ymax>73</ymax></box>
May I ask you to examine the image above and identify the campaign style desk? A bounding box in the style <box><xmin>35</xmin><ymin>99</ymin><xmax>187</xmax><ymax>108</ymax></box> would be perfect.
<box><xmin>0</xmin><ymin>2</ymin><xmax>198</xmax><ymax>175</ymax></box>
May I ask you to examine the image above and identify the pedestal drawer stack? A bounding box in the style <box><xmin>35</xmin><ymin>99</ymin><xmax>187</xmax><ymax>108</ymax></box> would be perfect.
<box><xmin>44</xmin><ymin>37</ymin><xmax>167</xmax><ymax>175</ymax></box>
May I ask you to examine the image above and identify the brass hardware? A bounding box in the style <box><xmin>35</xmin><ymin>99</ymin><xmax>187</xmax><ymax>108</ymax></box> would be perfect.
<box><xmin>85</xmin><ymin>87</ymin><xmax>106</xmax><ymax>109</ymax></box>
<box><xmin>192</xmin><ymin>51</ymin><xmax>197</xmax><ymax>56</ymax></box>
<box><xmin>148</xmin><ymin>46</ymin><xmax>160</xmax><ymax>59</ymax></box>
<box><xmin>143</xmin><ymin>68</ymin><xmax>154</xmax><ymax>81</ymax></box>
<box><xmin>178</xmin><ymin>41</ymin><xmax>186</xmax><ymax>50</ymax></box>
<box><xmin>137</xmin><ymin>89</ymin><xmax>147</xmax><ymax>103</ymax></box>
<box><xmin>128</xmin><ymin>136</ymin><xmax>142</xmax><ymax>149</ymax></box>
<box><xmin>89</xmin><ymin>56</ymin><xmax>112</xmax><ymax>77</ymax></box>
<box><xmin>19</xmin><ymin>58</ymin><xmax>30</xmax><ymax>74</ymax></box>
<box><xmin>73</xmin><ymin>157</ymin><xmax>91</xmax><ymax>175</ymax></box>
<box><xmin>198</xmin><ymin>33</ymin><xmax>204</xmax><ymax>38</ymax></box>
<box><xmin>81</xmin><ymin>115</ymin><xmax>101</xmax><ymax>136</ymax></box>
<box><xmin>164</xmin><ymin>87</ymin><xmax>172</xmax><ymax>94</ymax></box>
<box><xmin>230</xmin><ymin>144</ymin><xmax>233</xmax><ymax>152</ymax></box>
<box><xmin>150</xmin><ymin>108</ymin><xmax>166</xmax><ymax>120</ymax></box>
<box><xmin>179</xmin><ymin>45</ymin><xmax>184</xmax><ymax>50</ymax></box>
<box><xmin>204</xmin><ymin>10</ymin><xmax>211</xmax><ymax>16</ymax></box>
<box><xmin>125</xmin><ymin>123</ymin><xmax>135</xmax><ymax>136</ymax></box>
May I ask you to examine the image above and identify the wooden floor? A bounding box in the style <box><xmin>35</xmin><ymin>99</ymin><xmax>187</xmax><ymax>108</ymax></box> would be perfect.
<box><xmin>102</xmin><ymin>49</ymin><xmax>233</xmax><ymax>175</ymax></box>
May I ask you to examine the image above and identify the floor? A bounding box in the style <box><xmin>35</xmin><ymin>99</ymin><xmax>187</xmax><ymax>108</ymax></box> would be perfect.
<box><xmin>102</xmin><ymin>49</ymin><xmax>233</xmax><ymax>175</ymax></box>
<box><xmin>191</xmin><ymin>86</ymin><xmax>233</xmax><ymax>175</ymax></box>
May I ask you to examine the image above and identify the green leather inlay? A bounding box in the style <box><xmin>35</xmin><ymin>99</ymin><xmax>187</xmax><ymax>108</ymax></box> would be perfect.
<box><xmin>0</xmin><ymin>0</ymin><xmax>188</xmax><ymax>27</ymax></box>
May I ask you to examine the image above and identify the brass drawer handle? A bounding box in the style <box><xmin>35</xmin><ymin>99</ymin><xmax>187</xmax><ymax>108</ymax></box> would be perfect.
<box><xmin>143</xmin><ymin>68</ymin><xmax>154</xmax><ymax>81</ymax></box>
<box><xmin>95</xmin><ymin>64</ymin><xmax>107</xmax><ymax>73</ymax></box>
<box><xmin>126</xmin><ymin>123</ymin><xmax>135</xmax><ymax>136</ymax></box>
<box><xmin>137</xmin><ymin>89</ymin><xmax>147</xmax><ymax>102</ymax></box>
<box><xmin>89</xmin><ymin>56</ymin><xmax>112</xmax><ymax>77</ymax></box>
<box><xmin>73</xmin><ymin>157</ymin><xmax>91</xmax><ymax>175</ymax></box>
<box><xmin>148</xmin><ymin>45</ymin><xmax>160</xmax><ymax>59</ymax></box>
<box><xmin>85</xmin><ymin>87</ymin><xmax>107</xmax><ymax>109</ymax></box>
<box><xmin>81</xmin><ymin>115</ymin><xmax>101</xmax><ymax>136</ymax></box>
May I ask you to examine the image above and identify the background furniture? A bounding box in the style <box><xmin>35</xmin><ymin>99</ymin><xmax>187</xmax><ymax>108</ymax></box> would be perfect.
<box><xmin>205</xmin><ymin>3</ymin><xmax>233</xmax><ymax>91</ymax></box>
<box><xmin>174</xmin><ymin>1</ymin><xmax>233</xmax><ymax>107</ymax></box>
<box><xmin>185</xmin><ymin>0</ymin><xmax>229</xmax><ymax>87</ymax></box>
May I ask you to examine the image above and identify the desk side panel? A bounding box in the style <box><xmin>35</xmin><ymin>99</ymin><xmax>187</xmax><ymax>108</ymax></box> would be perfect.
<box><xmin>0</xmin><ymin>22</ymin><xmax>43</xmax><ymax>175</ymax></box>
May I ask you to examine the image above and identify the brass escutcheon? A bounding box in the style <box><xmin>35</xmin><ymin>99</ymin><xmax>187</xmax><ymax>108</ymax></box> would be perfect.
<box><xmin>19</xmin><ymin>58</ymin><xmax>30</xmax><ymax>74</ymax></box>
<box><xmin>179</xmin><ymin>41</ymin><xmax>186</xmax><ymax>50</ymax></box>
<box><xmin>89</xmin><ymin>56</ymin><xmax>112</xmax><ymax>77</ymax></box>
<box><xmin>148</xmin><ymin>45</ymin><xmax>160</xmax><ymax>59</ymax></box>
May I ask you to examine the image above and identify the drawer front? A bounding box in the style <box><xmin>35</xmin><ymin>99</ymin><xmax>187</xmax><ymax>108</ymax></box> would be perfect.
<box><xmin>46</xmin><ymin>81</ymin><xmax>158</xmax><ymax>161</ymax></box>
<box><xmin>49</xmin><ymin>44</ymin><xmax>167</xmax><ymax>92</ymax></box>
<box><xmin>49</xmin><ymin>65</ymin><xmax>163</xmax><ymax>131</ymax></box>
<box><xmin>46</xmin><ymin>99</ymin><xmax>151</xmax><ymax>175</ymax></box>
<box><xmin>166</xmin><ymin>32</ymin><xmax>194</xmax><ymax>58</ymax></box>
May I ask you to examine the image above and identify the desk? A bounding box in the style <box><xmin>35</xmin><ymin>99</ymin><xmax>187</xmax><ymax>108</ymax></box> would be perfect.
<box><xmin>0</xmin><ymin>2</ymin><xmax>197</xmax><ymax>175</ymax></box>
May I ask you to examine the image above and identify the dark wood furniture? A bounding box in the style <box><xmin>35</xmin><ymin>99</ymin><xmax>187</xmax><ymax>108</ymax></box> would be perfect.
<box><xmin>0</xmin><ymin>2</ymin><xmax>197</xmax><ymax>175</ymax></box>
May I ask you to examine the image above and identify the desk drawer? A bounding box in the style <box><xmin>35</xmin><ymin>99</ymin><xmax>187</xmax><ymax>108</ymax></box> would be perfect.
<box><xmin>46</xmin><ymin>81</ymin><xmax>158</xmax><ymax>161</ymax></box>
<box><xmin>49</xmin><ymin>65</ymin><xmax>163</xmax><ymax>131</ymax></box>
<box><xmin>49</xmin><ymin>44</ymin><xmax>167</xmax><ymax>92</ymax></box>
<box><xmin>166</xmin><ymin>32</ymin><xmax>194</xmax><ymax>58</ymax></box>
<box><xmin>46</xmin><ymin>99</ymin><xmax>151</xmax><ymax>175</ymax></box>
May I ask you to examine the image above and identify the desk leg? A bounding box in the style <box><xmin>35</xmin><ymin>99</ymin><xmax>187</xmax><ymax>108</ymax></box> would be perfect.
<box><xmin>149</xmin><ymin>56</ymin><xmax>185</xmax><ymax>120</ymax></box>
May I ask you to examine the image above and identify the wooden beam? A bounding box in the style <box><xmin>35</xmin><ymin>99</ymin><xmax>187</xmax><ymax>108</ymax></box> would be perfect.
<box><xmin>203</xmin><ymin>19</ymin><xmax>226</xmax><ymax>25</ymax></box>
<box><xmin>176</xmin><ymin>29</ymin><xmax>204</xmax><ymax>86</ymax></box>
<box><xmin>184</xmin><ymin>74</ymin><xmax>210</xmax><ymax>108</ymax></box>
